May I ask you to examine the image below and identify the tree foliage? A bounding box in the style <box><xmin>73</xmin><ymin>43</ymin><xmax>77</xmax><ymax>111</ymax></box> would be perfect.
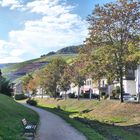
<box><xmin>83</xmin><ymin>0</ymin><xmax>140</xmax><ymax>102</ymax></box>
<box><xmin>0</xmin><ymin>69</ymin><xmax>13</xmax><ymax>96</ymax></box>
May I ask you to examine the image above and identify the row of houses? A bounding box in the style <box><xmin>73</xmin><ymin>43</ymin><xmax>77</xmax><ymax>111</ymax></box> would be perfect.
<box><xmin>14</xmin><ymin>65</ymin><xmax>140</xmax><ymax>99</ymax></box>
<box><xmin>61</xmin><ymin>65</ymin><xmax>140</xmax><ymax>98</ymax></box>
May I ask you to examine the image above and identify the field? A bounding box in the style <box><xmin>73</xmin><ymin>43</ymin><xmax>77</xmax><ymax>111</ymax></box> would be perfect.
<box><xmin>36</xmin><ymin>98</ymin><xmax>140</xmax><ymax>140</ymax></box>
<box><xmin>0</xmin><ymin>94</ymin><xmax>39</xmax><ymax>140</ymax></box>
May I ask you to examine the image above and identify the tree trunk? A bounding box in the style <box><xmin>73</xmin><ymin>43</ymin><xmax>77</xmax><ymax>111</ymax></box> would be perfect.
<box><xmin>65</xmin><ymin>91</ymin><xmax>66</xmax><ymax>100</ymax></box>
<box><xmin>98</xmin><ymin>80</ymin><xmax>101</xmax><ymax>101</ymax></box>
<box><xmin>89</xmin><ymin>88</ymin><xmax>92</xmax><ymax>100</ymax></box>
<box><xmin>77</xmin><ymin>86</ymin><xmax>80</xmax><ymax>100</ymax></box>
<box><xmin>119</xmin><ymin>67</ymin><xmax>124</xmax><ymax>103</ymax></box>
<box><xmin>41</xmin><ymin>87</ymin><xmax>43</xmax><ymax>99</ymax></box>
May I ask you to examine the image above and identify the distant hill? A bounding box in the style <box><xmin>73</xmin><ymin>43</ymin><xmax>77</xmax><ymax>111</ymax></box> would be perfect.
<box><xmin>1</xmin><ymin>45</ymin><xmax>81</xmax><ymax>81</ymax></box>
<box><xmin>1</xmin><ymin>54</ymin><xmax>77</xmax><ymax>81</ymax></box>
<box><xmin>0</xmin><ymin>63</ymin><xmax>14</xmax><ymax>69</ymax></box>
<box><xmin>40</xmin><ymin>44</ymin><xmax>83</xmax><ymax>57</ymax></box>
<box><xmin>56</xmin><ymin>45</ymin><xmax>83</xmax><ymax>54</ymax></box>
<box><xmin>0</xmin><ymin>64</ymin><xmax>6</xmax><ymax>68</ymax></box>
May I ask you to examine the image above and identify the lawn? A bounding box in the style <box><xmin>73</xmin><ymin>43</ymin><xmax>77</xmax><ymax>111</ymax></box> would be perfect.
<box><xmin>0</xmin><ymin>94</ymin><xmax>39</xmax><ymax>140</ymax></box>
<box><xmin>36</xmin><ymin>98</ymin><xmax>140</xmax><ymax>140</ymax></box>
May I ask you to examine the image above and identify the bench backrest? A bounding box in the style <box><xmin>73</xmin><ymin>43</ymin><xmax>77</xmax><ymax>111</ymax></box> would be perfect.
<box><xmin>22</xmin><ymin>118</ymin><xmax>27</xmax><ymax>126</ymax></box>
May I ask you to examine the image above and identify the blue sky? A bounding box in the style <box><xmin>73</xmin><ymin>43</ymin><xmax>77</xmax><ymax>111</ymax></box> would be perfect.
<box><xmin>0</xmin><ymin>0</ymin><xmax>114</xmax><ymax>63</ymax></box>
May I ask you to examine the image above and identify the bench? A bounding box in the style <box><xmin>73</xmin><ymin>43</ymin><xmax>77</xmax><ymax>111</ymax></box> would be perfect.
<box><xmin>21</xmin><ymin>118</ymin><xmax>37</xmax><ymax>137</ymax></box>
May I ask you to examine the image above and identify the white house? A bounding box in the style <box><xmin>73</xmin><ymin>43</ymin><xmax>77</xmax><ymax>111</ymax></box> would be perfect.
<box><xmin>60</xmin><ymin>83</ymin><xmax>79</xmax><ymax>96</ymax></box>
<box><xmin>136</xmin><ymin>65</ymin><xmax>140</xmax><ymax>95</ymax></box>
<box><xmin>52</xmin><ymin>65</ymin><xmax>140</xmax><ymax>99</ymax></box>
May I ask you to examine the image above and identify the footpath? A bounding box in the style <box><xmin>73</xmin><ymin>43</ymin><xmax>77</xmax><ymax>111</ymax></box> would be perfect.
<box><xmin>22</xmin><ymin>103</ymin><xmax>87</xmax><ymax>140</ymax></box>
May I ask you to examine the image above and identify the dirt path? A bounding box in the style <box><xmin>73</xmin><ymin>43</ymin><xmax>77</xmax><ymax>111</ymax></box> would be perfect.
<box><xmin>22</xmin><ymin>103</ymin><xmax>87</xmax><ymax>140</ymax></box>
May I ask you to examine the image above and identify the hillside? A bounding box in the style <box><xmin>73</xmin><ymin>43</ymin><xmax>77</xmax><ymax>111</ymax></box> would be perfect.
<box><xmin>56</xmin><ymin>45</ymin><xmax>83</xmax><ymax>54</ymax></box>
<box><xmin>0</xmin><ymin>64</ymin><xmax>6</xmax><ymax>69</ymax></box>
<box><xmin>37</xmin><ymin>98</ymin><xmax>140</xmax><ymax>140</ymax></box>
<box><xmin>1</xmin><ymin>53</ymin><xmax>77</xmax><ymax>81</ymax></box>
<box><xmin>40</xmin><ymin>45</ymin><xmax>83</xmax><ymax>57</ymax></box>
<box><xmin>0</xmin><ymin>94</ymin><xmax>39</xmax><ymax>140</ymax></box>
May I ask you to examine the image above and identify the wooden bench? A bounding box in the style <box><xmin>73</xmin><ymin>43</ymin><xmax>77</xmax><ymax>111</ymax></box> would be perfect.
<box><xmin>21</xmin><ymin>118</ymin><xmax>37</xmax><ymax>137</ymax></box>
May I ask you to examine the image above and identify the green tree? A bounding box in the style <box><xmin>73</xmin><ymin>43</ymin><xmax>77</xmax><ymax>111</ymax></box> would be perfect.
<box><xmin>22</xmin><ymin>74</ymin><xmax>33</xmax><ymax>92</ymax></box>
<box><xmin>86</xmin><ymin>0</ymin><xmax>140</xmax><ymax>102</ymax></box>
<box><xmin>59</xmin><ymin>66</ymin><xmax>71</xmax><ymax>99</ymax></box>
<box><xmin>68</xmin><ymin>60</ymin><xmax>85</xmax><ymax>100</ymax></box>
<box><xmin>42</xmin><ymin>57</ymin><xmax>67</xmax><ymax>98</ymax></box>
<box><xmin>0</xmin><ymin>69</ymin><xmax>13</xmax><ymax>96</ymax></box>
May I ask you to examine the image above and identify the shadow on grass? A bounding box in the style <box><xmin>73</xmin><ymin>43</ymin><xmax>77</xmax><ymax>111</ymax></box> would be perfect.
<box><xmin>38</xmin><ymin>105</ymin><xmax>140</xmax><ymax>140</ymax></box>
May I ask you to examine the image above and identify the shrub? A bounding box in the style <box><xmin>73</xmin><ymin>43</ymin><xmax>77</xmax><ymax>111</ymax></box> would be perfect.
<box><xmin>26</xmin><ymin>99</ymin><xmax>37</xmax><ymax>106</ymax></box>
<box><xmin>14</xmin><ymin>94</ymin><xmax>27</xmax><ymax>100</ymax></box>
<box><xmin>101</xmin><ymin>92</ymin><xmax>106</xmax><ymax>96</ymax></box>
<box><xmin>111</xmin><ymin>86</ymin><xmax>120</xmax><ymax>99</ymax></box>
<box><xmin>82</xmin><ymin>93</ymin><xmax>90</xmax><ymax>98</ymax></box>
<box><xmin>68</xmin><ymin>93</ymin><xmax>75</xmax><ymax>98</ymax></box>
<box><xmin>104</xmin><ymin>94</ymin><xmax>109</xmax><ymax>99</ymax></box>
<box><xmin>92</xmin><ymin>94</ymin><xmax>99</xmax><ymax>99</ymax></box>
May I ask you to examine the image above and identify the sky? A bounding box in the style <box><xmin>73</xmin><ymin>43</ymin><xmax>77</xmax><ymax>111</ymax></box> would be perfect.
<box><xmin>0</xmin><ymin>0</ymin><xmax>114</xmax><ymax>63</ymax></box>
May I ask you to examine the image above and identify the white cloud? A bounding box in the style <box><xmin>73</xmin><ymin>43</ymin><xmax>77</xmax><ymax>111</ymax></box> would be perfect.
<box><xmin>0</xmin><ymin>0</ymin><xmax>88</xmax><ymax>63</ymax></box>
<box><xmin>26</xmin><ymin>0</ymin><xmax>73</xmax><ymax>16</ymax></box>
<box><xmin>0</xmin><ymin>56</ymin><xmax>23</xmax><ymax>63</ymax></box>
<box><xmin>0</xmin><ymin>0</ymin><xmax>23</xmax><ymax>10</ymax></box>
<box><xmin>0</xmin><ymin>0</ymin><xmax>19</xmax><ymax>6</ymax></box>
<box><xmin>0</xmin><ymin>39</ymin><xmax>23</xmax><ymax>63</ymax></box>
<box><xmin>10</xmin><ymin>49</ymin><xmax>25</xmax><ymax>57</ymax></box>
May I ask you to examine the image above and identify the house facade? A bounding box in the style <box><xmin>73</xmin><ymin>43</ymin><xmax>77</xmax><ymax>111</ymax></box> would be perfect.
<box><xmin>66</xmin><ymin>65</ymin><xmax>140</xmax><ymax>98</ymax></box>
<box><xmin>136</xmin><ymin>65</ymin><xmax>140</xmax><ymax>95</ymax></box>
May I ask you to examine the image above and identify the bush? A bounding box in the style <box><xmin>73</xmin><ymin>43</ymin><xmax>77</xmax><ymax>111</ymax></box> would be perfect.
<box><xmin>68</xmin><ymin>93</ymin><xmax>75</xmax><ymax>98</ymax></box>
<box><xmin>92</xmin><ymin>94</ymin><xmax>99</xmax><ymax>99</ymax></box>
<box><xmin>104</xmin><ymin>94</ymin><xmax>109</xmax><ymax>99</ymax></box>
<box><xmin>26</xmin><ymin>99</ymin><xmax>37</xmax><ymax>106</ymax></box>
<box><xmin>101</xmin><ymin>92</ymin><xmax>106</xmax><ymax>96</ymax></box>
<box><xmin>14</xmin><ymin>94</ymin><xmax>27</xmax><ymax>100</ymax></box>
<box><xmin>111</xmin><ymin>86</ymin><xmax>120</xmax><ymax>99</ymax></box>
<box><xmin>82</xmin><ymin>93</ymin><xmax>90</xmax><ymax>98</ymax></box>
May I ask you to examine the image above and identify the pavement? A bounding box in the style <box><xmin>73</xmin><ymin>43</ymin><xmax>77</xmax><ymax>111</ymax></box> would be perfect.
<box><xmin>22</xmin><ymin>103</ymin><xmax>87</xmax><ymax>140</ymax></box>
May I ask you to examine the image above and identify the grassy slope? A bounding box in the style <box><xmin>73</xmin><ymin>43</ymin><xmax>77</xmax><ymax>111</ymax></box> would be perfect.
<box><xmin>37</xmin><ymin>98</ymin><xmax>140</xmax><ymax>140</ymax></box>
<box><xmin>2</xmin><ymin>54</ymin><xmax>77</xmax><ymax>81</ymax></box>
<box><xmin>0</xmin><ymin>94</ymin><xmax>39</xmax><ymax>140</ymax></box>
<box><xmin>2</xmin><ymin>54</ymin><xmax>77</xmax><ymax>72</ymax></box>
<box><xmin>36</xmin><ymin>54</ymin><xmax>77</xmax><ymax>63</ymax></box>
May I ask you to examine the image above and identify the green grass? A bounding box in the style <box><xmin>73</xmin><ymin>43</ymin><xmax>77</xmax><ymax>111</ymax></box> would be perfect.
<box><xmin>0</xmin><ymin>94</ymin><xmax>39</xmax><ymax>140</ymax></box>
<box><xmin>34</xmin><ymin>54</ymin><xmax>77</xmax><ymax>63</ymax></box>
<box><xmin>37</xmin><ymin>98</ymin><xmax>140</xmax><ymax>140</ymax></box>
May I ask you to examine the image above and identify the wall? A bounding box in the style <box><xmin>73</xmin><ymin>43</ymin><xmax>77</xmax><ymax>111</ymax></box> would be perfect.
<box><xmin>136</xmin><ymin>65</ymin><xmax>140</xmax><ymax>94</ymax></box>
<box><xmin>123</xmin><ymin>80</ymin><xmax>136</xmax><ymax>95</ymax></box>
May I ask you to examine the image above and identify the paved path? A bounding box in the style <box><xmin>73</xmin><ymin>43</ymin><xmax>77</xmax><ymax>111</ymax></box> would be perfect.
<box><xmin>22</xmin><ymin>103</ymin><xmax>87</xmax><ymax>140</ymax></box>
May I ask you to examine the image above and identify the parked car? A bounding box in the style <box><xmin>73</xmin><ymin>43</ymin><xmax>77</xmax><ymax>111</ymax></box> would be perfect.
<box><xmin>123</xmin><ymin>93</ymin><xmax>132</xmax><ymax>100</ymax></box>
<box><xmin>119</xmin><ymin>93</ymin><xmax>137</xmax><ymax>101</ymax></box>
<box><xmin>131</xmin><ymin>95</ymin><xmax>137</xmax><ymax>101</ymax></box>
